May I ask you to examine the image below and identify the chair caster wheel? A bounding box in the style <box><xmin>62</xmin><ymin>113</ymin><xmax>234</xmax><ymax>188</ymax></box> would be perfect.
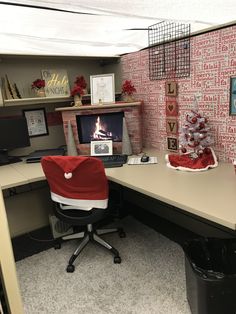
<box><xmin>118</xmin><ymin>229</ymin><xmax>126</xmax><ymax>238</ymax></box>
<box><xmin>54</xmin><ymin>243</ymin><xmax>61</xmax><ymax>249</ymax></box>
<box><xmin>114</xmin><ymin>256</ymin><xmax>121</xmax><ymax>264</ymax></box>
<box><xmin>66</xmin><ymin>265</ymin><xmax>75</xmax><ymax>273</ymax></box>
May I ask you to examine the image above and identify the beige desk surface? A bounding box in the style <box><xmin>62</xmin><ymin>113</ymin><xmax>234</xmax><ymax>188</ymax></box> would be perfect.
<box><xmin>1</xmin><ymin>149</ymin><xmax>236</xmax><ymax>230</ymax></box>
<box><xmin>0</xmin><ymin>164</ymin><xmax>28</xmax><ymax>189</ymax></box>
<box><xmin>106</xmin><ymin>149</ymin><xmax>236</xmax><ymax>230</ymax></box>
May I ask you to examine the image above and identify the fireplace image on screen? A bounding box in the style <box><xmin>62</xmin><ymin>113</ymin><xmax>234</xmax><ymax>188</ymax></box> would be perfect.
<box><xmin>76</xmin><ymin>112</ymin><xmax>124</xmax><ymax>144</ymax></box>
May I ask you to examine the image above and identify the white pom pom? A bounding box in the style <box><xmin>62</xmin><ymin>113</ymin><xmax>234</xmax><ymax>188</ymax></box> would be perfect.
<box><xmin>64</xmin><ymin>172</ymin><xmax>72</xmax><ymax>179</ymax></box>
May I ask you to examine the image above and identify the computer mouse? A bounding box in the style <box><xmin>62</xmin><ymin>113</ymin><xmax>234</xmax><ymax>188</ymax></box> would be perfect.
<box><xmin>141</xmin><ymin>154</ymin><xmax>149</xmax><ymax>162</ymax></box>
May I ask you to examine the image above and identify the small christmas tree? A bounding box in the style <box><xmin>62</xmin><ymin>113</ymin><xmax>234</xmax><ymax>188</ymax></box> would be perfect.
<box><xmin>179</xmin><ymin>97</ymin><xmax>213</xmax><ymax>158</ymax></box>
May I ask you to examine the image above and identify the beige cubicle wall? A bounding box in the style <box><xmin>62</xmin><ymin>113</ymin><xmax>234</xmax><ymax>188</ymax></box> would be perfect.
<box><xmin>0</xmin><ymin>189</ymin><xmax>24</xmax><ymax>314</ymax></box>
<box><xmin>3</xmin><ymin>182</ymin><xmax>53</xmax><ymax>237</ymax></box>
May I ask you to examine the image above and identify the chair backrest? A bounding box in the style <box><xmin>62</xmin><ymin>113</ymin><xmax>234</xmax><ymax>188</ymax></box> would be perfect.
<box><xmin>41</xmin><ymin>156</ymin><xmax>108</xmax><ymax>210</ymax></box>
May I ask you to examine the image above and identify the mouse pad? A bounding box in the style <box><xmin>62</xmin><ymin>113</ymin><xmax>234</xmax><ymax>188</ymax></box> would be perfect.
<box><xmin>128</xmin><ymin>157</ymin><xmax>158</xmax><ymax>165</ymax></box>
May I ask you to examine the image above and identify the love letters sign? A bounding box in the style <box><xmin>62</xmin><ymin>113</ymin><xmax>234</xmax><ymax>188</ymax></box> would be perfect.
<box><xmin>165</xmin><ymin>81</ymin><xmax>177</xmax><ymax>97</ymax></box>
<box><xmin>165</xmin><ymin>81</ymin><xmax>178</xmax><ymax>150</ymax></box>
<box><xmin>166</xmin><ymin>100</ymin><xmax>178</xmax><ymax>117</ymax></box>
<box><xmin>166</xmin><ymin>118</ymin><xmax>178</xmax><ymax>134</ymax></box>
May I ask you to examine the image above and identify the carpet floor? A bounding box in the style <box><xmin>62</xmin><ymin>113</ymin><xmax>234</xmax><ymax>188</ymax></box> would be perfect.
<box><xmin>16</xmin><ymin>216</ymin><xmax>191</xmax><ymax>314</ymax></box>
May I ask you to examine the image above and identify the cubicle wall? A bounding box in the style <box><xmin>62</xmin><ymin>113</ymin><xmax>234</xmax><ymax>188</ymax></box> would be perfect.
<box><xmin>0</xmin><ymin>189</ymin><xmax>24</xmax><ymax>313</ymax></box>
<box><xmin>0</xmin><ymin>56</ymin><xmax>122</xmax><ymax>237</ymax></box>
<box><xmin>121</xmin><ymin>24</ymin><xmax>236</xmax><ymax>162</ymax></box>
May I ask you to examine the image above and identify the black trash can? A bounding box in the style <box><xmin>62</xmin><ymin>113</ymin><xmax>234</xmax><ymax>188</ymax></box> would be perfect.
<box><xmin>184</xmin><ymin>238</ymin><xmax>236</xmax><ymax>314</ymax></box>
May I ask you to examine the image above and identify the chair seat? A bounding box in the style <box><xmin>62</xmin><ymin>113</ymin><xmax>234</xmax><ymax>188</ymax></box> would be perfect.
<box><xmin>54</xmin><ymin>203</ymin><xmax>108</xmax><ymax>226</ymax></box>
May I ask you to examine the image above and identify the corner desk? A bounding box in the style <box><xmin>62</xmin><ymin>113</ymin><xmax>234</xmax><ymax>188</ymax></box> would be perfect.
<box><xmin>1</xmin><ymin>149</ymin><xmax>236</xmax><ymax>313</ymax></box>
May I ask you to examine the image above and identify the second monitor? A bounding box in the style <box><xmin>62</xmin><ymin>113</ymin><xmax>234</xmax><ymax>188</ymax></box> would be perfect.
<box><xmin>0</xmin><ymin>116</ymin><xmax>30</xmax><ymax>165</ymax></box>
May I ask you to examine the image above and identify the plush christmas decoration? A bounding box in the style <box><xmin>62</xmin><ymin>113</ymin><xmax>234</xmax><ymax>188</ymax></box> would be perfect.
<box><xmin>41</xmin><ymin>156</ymin><xmax>108</xmax><ymax>210</ymax></box>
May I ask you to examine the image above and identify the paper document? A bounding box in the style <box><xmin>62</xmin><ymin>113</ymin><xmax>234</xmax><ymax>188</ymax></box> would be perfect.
<box><xmin>128</xmin><ymin>157</ymin><xmax>158</xmax><ymax>165</ymax></box>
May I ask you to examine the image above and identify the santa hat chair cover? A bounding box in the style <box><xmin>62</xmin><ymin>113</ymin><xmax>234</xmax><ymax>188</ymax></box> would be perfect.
<box><xmin>41</xmin><ymin>156</ymin><xmax>108</xmax><ymax>210</ymax></box>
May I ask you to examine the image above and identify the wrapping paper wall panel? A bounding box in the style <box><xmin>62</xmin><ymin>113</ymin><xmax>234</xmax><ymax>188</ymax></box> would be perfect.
<box><xmin>121</xmin><ymin>25</ymin><xmax>236</xmax><ymax>162</ymax></box>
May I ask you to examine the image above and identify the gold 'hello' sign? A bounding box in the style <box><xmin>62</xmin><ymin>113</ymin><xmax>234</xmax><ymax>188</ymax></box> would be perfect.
<box><xmin>41</xmin><ymin>69</ymin><xmax>70</xmax><ymax>97</ymax></box>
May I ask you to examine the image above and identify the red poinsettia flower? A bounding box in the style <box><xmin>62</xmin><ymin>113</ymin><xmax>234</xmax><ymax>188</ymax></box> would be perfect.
<box><xmin>70</xmin><ymin>85</ymin><xmax>85</xmax><ymax>96</ymax></box>
<box><xmin>74</xmin><ymin>76</ymin><xmax>87</xmax><ymax>90</ymax></box>
<box><xmin>122</xmin><ymin>80</ymin><xmax>136</xmax><ymax>95</ymax></box>
<box><xmin>31</xmin><ymin>79</ymin><xmax>45</xmax><ymax>89</ymax></box>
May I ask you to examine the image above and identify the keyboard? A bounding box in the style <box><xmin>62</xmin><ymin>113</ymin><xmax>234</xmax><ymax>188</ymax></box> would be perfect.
<box><xmin>26</xmin><ymin>148</ymin><xmax>65</xmax><ymax>163</ymax></box>
<box><xmin>94</xmin><ymin>154</ymin><xmax>128</xmax><ymax>168</ymax></box>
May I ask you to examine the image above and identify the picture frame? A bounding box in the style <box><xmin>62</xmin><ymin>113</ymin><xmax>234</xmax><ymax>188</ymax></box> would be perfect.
<box><xmin>90</xmin><ymin>140</ymin><xmax>113</xmax><ymax>156</ymax></box>
<box><xmin>229</xmin><ymin>77</ymin><xmax>236</xmax><ymax>115</ymax></box>
<box><xmin>23</xmin><ymin>108</ymin><xmax>49</xmax><ymax>137</ymax></box>
<box><xmin>90</xmin><ymin>73</ymin><xmax>115</xmax><ymax>105</ymax></box>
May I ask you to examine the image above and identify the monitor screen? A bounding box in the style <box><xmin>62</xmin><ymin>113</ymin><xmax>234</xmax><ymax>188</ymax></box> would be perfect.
<box><xmin>76</xmin><ymin>112</ymin><xmax>124</xmax><ymax>144</ymax></box>
<box><xmin>0</xmin><ymin>116</ymin><xmax>30</xmax><ymax>150</ymax></box>
<box><xmin>0</xmin><ymin>116</ymin><xmax>30</xmax><ymax>165</ymax></box>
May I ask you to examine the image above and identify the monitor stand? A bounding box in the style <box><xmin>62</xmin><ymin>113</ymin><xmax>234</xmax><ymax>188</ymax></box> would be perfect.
<box><xmin>0</xmin><ymin>149</ymin><xmax>22</xmax><ymax>166</ymax></box>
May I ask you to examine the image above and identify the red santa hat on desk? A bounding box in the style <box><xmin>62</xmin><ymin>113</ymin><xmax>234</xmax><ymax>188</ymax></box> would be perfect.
<box><xmin>41</xmin><ymin>156</ymin><xmax>108</xmax><ymax>210</ymax></box>
<box><xmin>165</xmin><ymin>147</ymin><xmax>218</xmax><ymax>172</ymax></box>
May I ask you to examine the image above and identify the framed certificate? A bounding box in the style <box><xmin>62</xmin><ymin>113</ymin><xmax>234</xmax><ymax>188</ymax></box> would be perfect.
<box><xmin>90</xmin><ymin>73</ymin><xmax>115</xmax><ymax>105</ymax></box>
<box><xmin>23</xmin><ymin>108</ymin><xmax>49</xmax><ymax>137</ymax></box>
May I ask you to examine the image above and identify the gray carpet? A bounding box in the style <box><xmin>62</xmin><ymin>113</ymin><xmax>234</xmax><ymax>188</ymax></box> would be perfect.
<box><xmin>16</xmin><ymin>216</ymin><xmax>191</xmax><ymax>314</ymax></box>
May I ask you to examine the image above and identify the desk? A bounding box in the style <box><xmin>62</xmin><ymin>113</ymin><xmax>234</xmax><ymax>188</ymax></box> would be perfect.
<box><xmin>1</xmin><ymin>149</ymin><xmax>236</xmax><ymax>231</ymax></box>
<box><xmin>105</xmin><ymin>150</ymin><xmax>236</xmax><ymax>234</ymax></box>
<box><xmin>1</xmin><ymin>149</ymin><xmax>236</xmax><ymax>313</ymax></box>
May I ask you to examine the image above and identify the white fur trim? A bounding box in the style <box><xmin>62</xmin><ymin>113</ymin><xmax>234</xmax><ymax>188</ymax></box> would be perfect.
<box><xmin>51</xmin><ymin>192</ymin><xmax>108</xmax><ymax>210</ymax></box>
<box><xmin>166</xmin><ymin>148</ymin><xmax>218</xmax><ymax>172</ymax></box>
<box><xmin>64</xmin><ymin>172</ymin><xmax>72</xmax><ymax>179</ymax></box>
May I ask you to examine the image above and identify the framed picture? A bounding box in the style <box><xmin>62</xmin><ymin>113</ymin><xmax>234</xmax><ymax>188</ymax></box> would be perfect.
<box><xmin>90</xmin><ymin>73</ymin><xmax>115</xmax><ymax>105</ymax></box>
<box><xmin>90</xmin><ymin>140</ymin><xmax>113</xmax><ymax>156</ymax></box>
<box><xmin>23</xmin><ymin>108</ymin><xmax>49</xmax><ymax>137</ymax></box>
<box><xmin>229</xmin><ymin>77</ymin><xmax>236</xmax><ymax>115</ymax></box>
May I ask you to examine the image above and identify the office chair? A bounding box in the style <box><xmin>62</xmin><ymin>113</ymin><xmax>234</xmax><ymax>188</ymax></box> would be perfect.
<box><xmin>41</xmin><ymin>155</ymin><xmax>125</xmax><ymax>273</ymax></box>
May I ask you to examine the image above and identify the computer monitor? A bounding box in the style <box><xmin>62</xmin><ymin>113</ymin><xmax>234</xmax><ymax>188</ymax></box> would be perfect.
<box><xmin>76</xmin><ymin>112</ymin><xmax>124</xmax><ymax>144</ymax></box>
<box><xmin>0</xmin><ymin>116</ymin><xmax>30</xmax><ymax>165</ymax></box>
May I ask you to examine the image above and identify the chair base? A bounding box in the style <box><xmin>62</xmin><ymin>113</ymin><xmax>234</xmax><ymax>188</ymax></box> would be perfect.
<box><xmin>59</xmin><ymin>224</ymin><xmax>125</xmax><ymax>272</ymax></box>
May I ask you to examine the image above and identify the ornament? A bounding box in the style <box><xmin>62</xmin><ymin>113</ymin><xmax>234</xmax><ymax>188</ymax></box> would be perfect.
<box><xmin>181</xmin><ymin>147</ymin><xmax>187</xmax><ymax>153</ymax></box>
<box><xmin>199</xmin><ymin>122</ymin><xmax>205</xmax><ymax>129</ymax></box>
<box><xmin>204</xmin><ymin>147</ymin><xmax>211</xmax><ymax>154</ymax></box>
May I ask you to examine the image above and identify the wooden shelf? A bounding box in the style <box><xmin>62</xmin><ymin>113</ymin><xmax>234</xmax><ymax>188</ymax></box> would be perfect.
<box><xmin>56</xmin><ymin>101</ymin><xmax>141</xmax><ymax>111</ymax></box>
<box><xmin>2</xmin><ymin>92</ymin><xmax>122</xmax><ymax>107</ymax></box>
<box><xmin>3</xmin><ymin>96</ymin><xmax>73</xmax><ymax>107</ymax></box>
